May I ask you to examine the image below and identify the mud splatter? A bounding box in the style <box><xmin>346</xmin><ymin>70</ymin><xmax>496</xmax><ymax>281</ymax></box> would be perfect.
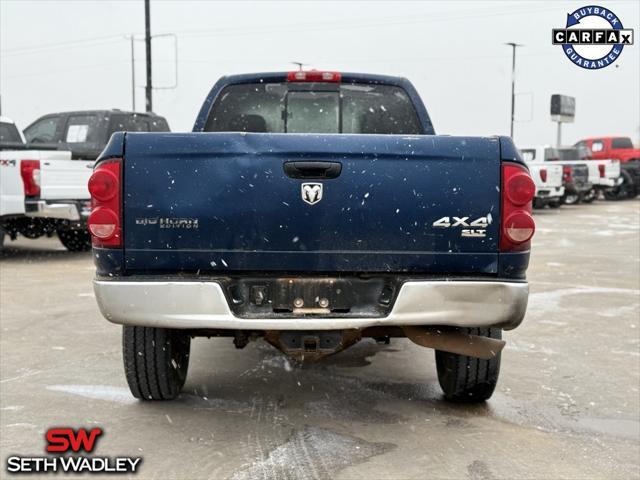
<box><xmin>467</xmin><ymin>460</ymin><xmax>495</xmax><ymax>480</ymax></box>
<box><xmin>230</xmin><ymin>426</ymin><xmax>394</xmax><ymax>480</ymax></box>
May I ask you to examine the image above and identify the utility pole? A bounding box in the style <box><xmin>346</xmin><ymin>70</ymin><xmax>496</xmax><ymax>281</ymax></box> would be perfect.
<box><xmin>144</xmin><ymin>0</ymin><xmax>152</xmax><ymax>112</ymax></box>
<box><xmin>505</xmin><ymin>42</ymin><xmax>523</xmax><ymax>139</ymax></box>
<box><xmin>129</xmin><ymin>35</ymin><xmax>136</xmax><ymax>111</ymax></box>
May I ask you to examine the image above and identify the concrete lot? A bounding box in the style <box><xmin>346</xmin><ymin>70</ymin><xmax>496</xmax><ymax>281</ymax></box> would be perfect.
<box><xmin>1</xmin><ymin>199</ymin><xmax>639</xmax><ymax>479</ymax></box>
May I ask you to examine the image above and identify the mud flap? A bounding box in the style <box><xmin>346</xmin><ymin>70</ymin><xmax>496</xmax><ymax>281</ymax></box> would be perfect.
<box><xmin>402</xmin><ymin>326</ymin><xmax>505</xmax><ymax>359</ymax></box>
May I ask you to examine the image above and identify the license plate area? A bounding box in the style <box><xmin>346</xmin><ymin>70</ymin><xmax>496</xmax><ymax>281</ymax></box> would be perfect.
<box><xmin>223</xmin><ymin>276</ymin><xmax>397</xmax><ymax>318</ymax></box>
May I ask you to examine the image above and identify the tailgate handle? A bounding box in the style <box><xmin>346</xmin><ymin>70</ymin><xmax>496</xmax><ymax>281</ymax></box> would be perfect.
<box><xmin>283</xmin><ymin>161</ymin><xmax>342</xmax><ymax>179</ymax></box>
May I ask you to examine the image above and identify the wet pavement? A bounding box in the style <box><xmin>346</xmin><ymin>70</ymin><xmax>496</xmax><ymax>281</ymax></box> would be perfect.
<box><xmin>1</xmin><ymin>199</ymin><xmax>639</xmax><ymax>479</ymax></box>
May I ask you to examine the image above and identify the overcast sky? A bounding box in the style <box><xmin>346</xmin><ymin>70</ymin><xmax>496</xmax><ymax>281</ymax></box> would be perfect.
<box><xmin>1</xmin><ymin>0</ymin><xmax>639</xmax><ymax>146</ymax></box>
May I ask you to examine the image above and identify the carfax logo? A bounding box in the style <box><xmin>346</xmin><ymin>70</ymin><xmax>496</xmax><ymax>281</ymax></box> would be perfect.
<box><xmin>552</xmin><ymin>5</ymin><xmax>634</xmax><ymax>69</ymax></box>
<box><xmin>6</xmin><ymin>427</ymin><xmax>142</xmax><ymax>474</ymax></box>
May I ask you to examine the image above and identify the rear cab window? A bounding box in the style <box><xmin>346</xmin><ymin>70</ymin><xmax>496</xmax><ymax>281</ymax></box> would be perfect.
<box><xmin>110</xmin><ymin>115</ymin><xmax>170</xmax><ymax>134</ymax></box>
<box><xmin>557</xmin><ymin>148</ymin><xmax>582</xmax><ymax>160</ymax></box>
<box><xmin>149</xmin><ymin>117</ymin><xmax>170</xmax><ymax>132</ymax></box>
<box><xmin>544</xmin><ymin>147</ymin><xmax>560</xmax><ymax>161</ymax></box>
<box><xmin>24</xmin><ymin>115</ymin><xmax>63</xmax><ymax>144</ymax></box>
<box><xmin>0</xmin><ymin>122</ymin><xmax>24</xmax><ymax>144</ymax></box>
<box><xmin>519</xmin><ymin>149</ymin><xmax>536</xmax><ymax>162</ymax></box>
<box><xmin>64</xmin><ymin>114</ymin><xmax>105</xmax><ymax>144</ymax></box>
<box><xmin>204</xmin><ymin>82</ymin><xmax>423</xmax><ymax>134</ymax></box>
<box><xmin>612</xmin><ymin>137</ymin><xmax>633</xmax><ymax>149</ymax></box>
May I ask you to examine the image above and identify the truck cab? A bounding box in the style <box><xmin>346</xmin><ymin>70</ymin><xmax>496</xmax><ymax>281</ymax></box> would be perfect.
<box><xmin>23</xmin><ymin>110</ymin><xmax>170</xmax><ymax>160</ymax></box>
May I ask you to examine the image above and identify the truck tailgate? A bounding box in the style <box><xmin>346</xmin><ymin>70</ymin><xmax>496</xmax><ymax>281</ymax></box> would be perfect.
<box><xmin>122</xmin><ymin>133</ymin><xmax>502</xmax><ymax>274</ymax></box>
<box><xmin>41</xmin><ymin>158</ymin><xmax>93</xmax><ymax>200</ymax></box>
<box><xmin>544</xmin><ymin>164</ymin><xmax>563</xmax><ymax>188</ymax></box>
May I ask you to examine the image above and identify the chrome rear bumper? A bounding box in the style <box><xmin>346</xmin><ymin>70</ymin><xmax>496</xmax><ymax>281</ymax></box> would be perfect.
<box><xmin>535</xmin><ymin>186</ymin><xmax>564</xmax><ymax>199</ymax></box>
<box><xmin>25</xmin><ymin>200</ymin><xmax>89</xmax><ymax>221</ymax></box>
<box><xmin>94</xmin><ymin>279</ymin><xmax>529</xmax><ymax>331</ymax></box>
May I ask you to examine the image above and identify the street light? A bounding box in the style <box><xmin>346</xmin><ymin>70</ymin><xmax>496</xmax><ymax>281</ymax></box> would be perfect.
<box><xmin>124</xmin><ymin>35</ymin><xmax>136</xmax><ymax>111</ymax></box>
<box><xmin>505</xmin><ymin>42</ymin><xmax>523</xmax><ymax>139</ymax></box>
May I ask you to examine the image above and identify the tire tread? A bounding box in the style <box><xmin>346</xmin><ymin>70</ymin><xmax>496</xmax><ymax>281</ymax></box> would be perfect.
<box><xmin>122</xmin><ymin>326</ymin><xmax>189</xmax><ymax>401</ymax></box>
<box><xmin>435</xmin><ymin>327</ymin><xmax>501</xmax><ymax>403</ymax></box>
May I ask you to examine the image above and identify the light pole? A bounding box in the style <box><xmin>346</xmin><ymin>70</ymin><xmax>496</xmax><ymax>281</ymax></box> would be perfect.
<box><xmin>145</xmin><ymin>0</ymin><xmax>152</xmax><ymax>112</ymax></box>
<box><xmin>125</xmin><ymin>32</ymin><xmax>177</xmax><ymax>112</ymax></box>
<box><xmin>505</xmin><ymin>42</ymin><xmax>523</xmax><ymax>139</ymax></box>
<box><xmin>126</xmin><ymin>35</ymin><xmax>136</xmax><ymax>111</ymax></box>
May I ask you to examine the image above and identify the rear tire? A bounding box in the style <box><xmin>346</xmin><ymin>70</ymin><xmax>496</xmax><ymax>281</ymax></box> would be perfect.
<box><xmin>122</xmin><ymin>326</ymin><xmax>190</xmax><ymax>400</ymax></box>
<box><xmin>435</xmin><ymin>327</ymin><xmax>501</xmax><ymax>402</ymax></box>
<box><xmin>57</xmin><ymin>228</ymin><xmax>91</xmax><ymax>251</ymax></box>
<box><xmin>563</xmin><ymin>192</ymin><xmax>580</xmax><ymax>205</ymax></box>
<box><xmin>581</xmin><ymin>188</ymin><xmax>597</xmax><ymax>203</ymax></box>
<box><xmin>605</xmin><ymin>171</ymin><xmax>637</xmax><ymax>200</ymax></box>
<box><xmin>532</xmin><ymin>198</ymin><xmax>545</xmax><ymax>209</ymax></box>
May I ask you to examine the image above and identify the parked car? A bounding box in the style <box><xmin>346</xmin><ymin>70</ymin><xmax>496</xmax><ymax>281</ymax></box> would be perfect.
<box><xmin>90</xmin><ymin>71</ymin><xmax>535</xmax><ymax>403</ymax></box>
<box><xmin>518</xmin><ymin>148</ymin><xmax>564</xmax><ymax>208</ymax></box>
<box><xmin>1</xmin><ymin>110</ymin><xmax>171</xmax><ymax>250</ymax></box>
<box><xmin>1</xmin><ymin>116</ymin><xmax>92</xmax><ymax>251</ymax></box>
<box><xmin>557</xmin><ymin>146</ymin><xmax>620</xmax><ymax>202</ymax></box>
<box><xmin>23</xmin><ymin>109</ymin><xmax>170</xmax><ymax>160</ymax></box>
<box><xmin>519</xmin><ymin>145</ymin><xmax>591</xmax><ymax>205</ymax></box>
<box><xmin>574</xmin><ymin>136</ymin><xmax>640</xmax><ymax>199</ymax></box>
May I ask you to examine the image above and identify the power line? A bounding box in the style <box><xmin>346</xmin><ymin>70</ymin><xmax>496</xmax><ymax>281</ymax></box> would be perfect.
<box><xmin>1</xmin><ymin>5</ymin><xmax>560</xmax><ymax>57</ymax></box>
<box><xmin>173</xmin><ymin>6</ymin><xmax>561</xmax><ymax>39</ymax></box>
<box><xmin>1</xmin><ymin>60</ymin><xmax>130</xmax><ymax>79</ymax></box>
<box><xmin>0</xmin><ymin>35</ymin><xmax>132</xmax><ymax>56</ymax></box>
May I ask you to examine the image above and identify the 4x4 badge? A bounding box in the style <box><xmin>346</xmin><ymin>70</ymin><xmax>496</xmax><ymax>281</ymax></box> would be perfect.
<box><xmin>301</xmin><ymin>183</ymin><xmax>323</xmax><ymax>205</ymax></box>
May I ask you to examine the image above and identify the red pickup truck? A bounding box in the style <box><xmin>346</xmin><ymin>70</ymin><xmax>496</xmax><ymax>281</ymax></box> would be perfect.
<box><xmin>574</xmin><ymin>136</ymin><xmax>640</xmax><ymax>199</ymax></box>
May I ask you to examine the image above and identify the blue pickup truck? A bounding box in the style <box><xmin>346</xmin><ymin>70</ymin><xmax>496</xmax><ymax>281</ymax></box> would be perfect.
<box><xmin>89</xmin><ymin>71</ymin><xmax>535</xmax><ymax>403</ymax></box>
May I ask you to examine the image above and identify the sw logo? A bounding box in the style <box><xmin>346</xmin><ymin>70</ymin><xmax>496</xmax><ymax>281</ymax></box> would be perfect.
<box><xmin>6</xmin><ymin>427</ymin><xmax>142</xmax><ymax>474</ymax></box>
<box><xmin>46</xmin><ymin>427</ymin><xmax>103</xmax><ymax>453</ymax></box>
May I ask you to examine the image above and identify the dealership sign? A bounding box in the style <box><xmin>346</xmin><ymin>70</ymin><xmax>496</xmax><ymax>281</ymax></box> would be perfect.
<box><xmin>550</xmin><ymin>94</ymin><xmax>576</xmax><ymax>123</ymax></box>
<box><xmin>552</xmin><ymin>5</ymin><xmax>634</xmax><ymax>69</ymax></box>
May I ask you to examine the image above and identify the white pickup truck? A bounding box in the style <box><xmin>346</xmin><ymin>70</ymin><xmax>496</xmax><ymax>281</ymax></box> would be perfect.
<box><xmin>0</xmin><ymin>117</ymin><xmax>93</xmax><ymax>250</ymax></box>
<box><xmin>557</xmin><ymin>146</ymin><xmax>621</xmax><ymax>199</ymax></box>
<box><xmin>1</xmin><ymin>110</ymin><xmax>170</xmax><ymax>250</ymax></box>
<box><xmin>520</xmin><ymin>145</ymin><xmax>620</xmax><ymax>203</ymax></box>
<box><xmin>517</xmin><ymin>149</ymin><xmax>564</xmax><ymax>208</ymax></box>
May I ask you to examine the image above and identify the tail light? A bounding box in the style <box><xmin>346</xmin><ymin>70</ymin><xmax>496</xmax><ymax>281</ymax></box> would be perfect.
<box><xmin>563</xmin><ymin>165</ymin><xmax>573</xmax><ymax>182</ymax></box>
<box><xmin>20</xmin><ymin>160</ymin><xmax>41</xmax><ymax>196</ymax></box>
<box><xmin>598</xmin><ymin>164</ymin><xmax>606</xmax><ymax>178</ymax></box>
<box><xmin>500</xmin><ymin>163</ymin><xmax>535</xmax><ymax>252</ymax></box>
<box><xmin>539</xmin><ymin>168</ymin><xmax>547</xmax><ymax>183</ymax></box>
<box><xmin>287</xmin><ymin>70</ymin><xmax>341</xmax><ymax>82</ymax></box>
<box><xmin>87</xmin><ymin>159</ymin><xmax>121</xmax><ymax>248</ymax></box>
